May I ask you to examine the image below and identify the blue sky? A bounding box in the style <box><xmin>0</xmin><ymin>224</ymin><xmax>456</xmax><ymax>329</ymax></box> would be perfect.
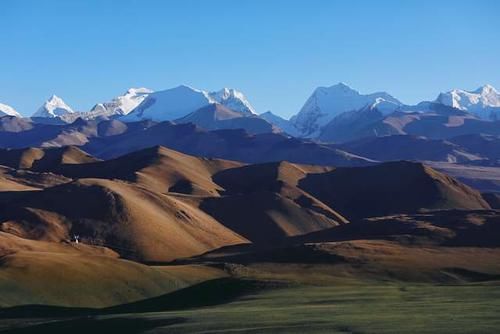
<box><xmin>1</xmin><ymin>0</ymin><xmax>499</xmax><ymax>118</ymax></box>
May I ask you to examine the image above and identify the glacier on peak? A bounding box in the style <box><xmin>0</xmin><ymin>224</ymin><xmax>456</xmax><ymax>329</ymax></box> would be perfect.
<box><xmin>291</xmin><ymin>83</ymin><xmax>402</xmax><ymax>137</ymax></box>
<box><xmin>209</xmin><ymin>88</ymin><xmax>256</xmax><ymax>115</ymax></box>
<box><xmin>123</xmin><ymin>85</ymin><xmax>257</xmax><ymax>122</ymax></box>
<box><xmin>33</xmin><ymin>95</ymin><xmax>75</xmax><ymax>118</ymax></box>
<box><xmin>90</xmin><ymin>87</ymin><xmax>153</xmax><ymax>116</ymax></box>
<box><xmin>436</xmin><ymin>84</ymin><xmax>500</xmax><ymax>120</ymax></box>
<box><xmin>0</xmin><ymin>102</ymin><xmax>21</xmax><ymax>117</ymax></box>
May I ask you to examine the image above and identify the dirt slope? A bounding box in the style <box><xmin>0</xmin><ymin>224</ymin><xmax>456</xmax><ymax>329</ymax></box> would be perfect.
<box><xmin>299</xmin><ymin>161</ymin><xmax>490</xmax><ymax>220</ymax></box>
<box><xmin>0</xmin><ymin>178</ymin><xmax>247</xmax><ymax>262</ymax></box>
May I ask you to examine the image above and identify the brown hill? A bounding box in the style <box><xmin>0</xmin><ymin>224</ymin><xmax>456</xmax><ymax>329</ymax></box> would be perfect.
<box><xmin>200</xmin><ymin>192</ymin><xmax>345</xmax><ymax>244</ymax></box>
<box><xmin>0</xmin><ymin>146</ymin><xmax>99</xmax><ymax>171</ymax></box>
<box><xmin>0</xmin><ymin>166</ymin><xmax>70</xmax><ymax>191</ymax></box>
<box><xmin>201</xmin><ymin>161</ymin><xmax>348</xmax><ymax>243</ymax></box>
<box><xmin>0</xmin><ymin>147</ymin><xmax>45</xmax><ymax>169</ymax></box>
<box><xmin>0</xmin><ymin>231</ymin><xmax>118</xmax><ymax>258</ymax></box>
<box><xmin>193</xmin><ymin>209</ymin><xmax>500</xmax><ymax>283</ymax></box>
<box><xmin>54</xmin><ymin>146</ymin><xmax>242</xmax><ymax>196</ymax></box>
<box><xmin>294</xmin><ymin>209</ymin><xmax>500</xmax><ymax>247</ymax></box>
<box><xmin>299</xmin><ymin>161</ymin><xmax>490</xmax><ymax>220</ymax></box>
<box><xmin>0</xmin><ymin>178</ymin><xmax>247</xmax><ymax>262</ymax></box>
<box><xmin>32</xmin><ymin>146</ymin><xmax>100</xmax><ymax>171</ymax></box>
<box><xmin>198</xmin><ymin>239</ymin><xmax>500</xmax><ymax>284</ymax></box>
<box><xmin>212</xmin><ymin>160</ymin><xmax>333</xmax><ymax>193</ymax></box>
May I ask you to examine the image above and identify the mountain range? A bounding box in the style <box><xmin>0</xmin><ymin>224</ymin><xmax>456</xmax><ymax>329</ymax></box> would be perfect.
<box><xmin>436</xmin><ymin>84</ymin><xmax>500</xmax><ymax>120</ymax></box>
<box><xmin>2</xmin><ymin>83</ymin><xmax>500</xmax><ymax>193</ymax></box>
<box><xmin>1</xmin><ymin>84</ymin><xmax>500</xmax><ymax>327</ymax></box>
<box><xmin>3</xmin><ymin>83</ymin><xmax>500</xmax><ymax>140</ymax></box>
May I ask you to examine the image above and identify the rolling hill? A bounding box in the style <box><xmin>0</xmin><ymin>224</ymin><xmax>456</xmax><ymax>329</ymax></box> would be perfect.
<box><xmin>49</xmin><ymin>146</ymin><xmax>241</xmax><ymax>196</ymax></box>
<box><xmin>0</xmin><ymin>178</ymin><xmax>247</xmax><ymax>262</ymax></box>
<box><xmin>299</xmin><ymin>161</ymin><xmax>490</xmax><ymax>220</ymax></box>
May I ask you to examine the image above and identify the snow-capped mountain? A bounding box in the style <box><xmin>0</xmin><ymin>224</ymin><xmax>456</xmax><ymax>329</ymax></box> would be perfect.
<box><xmin>123</xmin><ymin>85</ymin><xmax>257</xmax><ymax>122</ymax></box>
<box><xmin>209</xmin><ymin>88</ymin><xmax>256</xmax><ymax>115</ymax></box>
<box><xmin>33</xmin><ymin>95</ymin><xmax>75</xmax><ymax>118</ymax></box>
<box><xmin>436</xmin><ymin>84</ymin><xmax>500</xmax><ymax>120</ymax></box>
<box><xmin>123</xmin><ymin>85</ymin><xmax>213</xmax><ymax>122</ymax></box>
<box><xmin>0</xmin><ymin>102</ymin><xmax>21</xmax><ymax>117</ymax></box>
<box><xmin>260</xmin><ymin>111</ymin><xmax>298</xmax><ymax>136</ymax></box>
<box><xmin>90</xmin><ymin>87</ymin><xmax>153</xmax><ymax>116</ymax></box>
<box><xmin>291</xmin><ymin>83</ymin><xmax>402</xmax><ymax>137</ymax></box>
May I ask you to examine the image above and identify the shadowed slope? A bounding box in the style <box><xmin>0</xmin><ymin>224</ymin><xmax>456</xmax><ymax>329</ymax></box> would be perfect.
<box><xmin>0</xmin><ymin>148</ymin><xmax>45</xmax><ymax>169</ymax></box>
<box><xmin>31</xmin><ymin>146</ymin><xmax>99</xmax><ymax>171</ymax></box>
<box><xmin>299</xmin><ymin>161</ymin><xmax>490</xmax><ymax>220</ymax></box>
<box><xmin>0</xmin><ymin>146</ymin><xmax>99</xmax><ymax>171</ymax></box>
<box><xmin>319</xmin><ymin>103</ymin><xmax>500</xmax><ymax>143</ymax></box>
<box><xmin>81</xmin><ymin>121</ymin><xmax>373</xmax><ymax>167</ymax></box>
<box><xmin>201</xmin><ymin>161</ymin><xmax>348</xmax><ymax>243</ymax></box>
<box><xmin>339</xmin><ymin>135</ymin><xmax>483</xmax><ymax>163</ymax></box>
<box><xmin>295</xmin><ymin>209</ymin><xmax>500</xmax><ymax>247</ymax></box>
<box><xmin>0</xmin><ymin>166</ymin><xmax>71</xmax><ymax>192</ymax></box>
<box><xmin>176</xmin><ymin>103</ymin><xmax>278</xmax><ymax>134</ymax></box>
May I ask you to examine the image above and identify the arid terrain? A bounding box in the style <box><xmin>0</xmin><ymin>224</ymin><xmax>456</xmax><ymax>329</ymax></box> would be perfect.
<box><xmin>0</xmin><ymin>144</ymin><xmax>499</xmax><ymax>333</ymax></box>
<box><xmin>2</xmin><ymin>0</ymin><xmax>499</xmax><ymax>331</ymax></box>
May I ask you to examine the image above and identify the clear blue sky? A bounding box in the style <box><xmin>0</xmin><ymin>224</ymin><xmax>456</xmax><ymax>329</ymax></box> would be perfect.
<box><xmin>1</xmin><ymin>0</ymin><xmax>499</xmax><ymax>118</ymax></box>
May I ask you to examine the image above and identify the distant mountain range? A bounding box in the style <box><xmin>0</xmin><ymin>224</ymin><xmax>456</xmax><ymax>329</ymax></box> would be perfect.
<box><xmin>2</xmin><ymin>83</ymin><xmax>499</xmax><ymax>142</ymax></box>
<box><xmin>291</xmin><ymin>83</ymin><xmax>500</xmax><ymax>139</ymax></box>
<box><xmin>0</xmin><ymin>116</ymin><xmax>372</xmax><ymax>167</ymax></box>
<box><xmin>436</xmin><ymin>84</ymin><xmax>500</xmax><ymax>120</ymax></box>
<box><xmin>2</xmin><ymin>83</ymin><xmax>500</xmax><ymax>191</ymax></box>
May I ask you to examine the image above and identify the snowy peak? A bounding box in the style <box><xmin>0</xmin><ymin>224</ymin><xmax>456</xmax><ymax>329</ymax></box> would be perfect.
<box><xmin>123</xmin><ymin>85</ymin><xmax>214</xmax><ymax>122</ymax></box>
<box><xmin>0</xmin><ymin>102</ymin><xmax>21</xmax><ymax>117</ymax></box>
<box><xmin>123</xmin><ymin>85</ymin><xmax>257</xmax><ymax>122</ymax></box>
<box><xmin>436</xmin><ymin>84</ymin><xmax>500</xmax><ymax>120</ymax></box>
<box><xmin>125</xmin><ymin>87</ymin><xmax>153</xmax><ymax>96</ymax></box>
<box><xmin>320</xmin><ymin>82</ymin><xmax>359</xmax><ymax>95</ymax></box>
<box><xmin>369</xmin><ymin>97</ymin><xmax>401</xmax><ymax>113</ymax></box>
<box><xmin>90</xmin><ymin>87</ymin><xmax>153</xmax><ymax>116</ymax></box>
<box><xmin>33</xmin><ymin>95</ymin><xmax>75</xmax><ymax>118</ymax></box>
<box><xmin>209</xmin><ymin>88</ymin><xmax>256</xmax><ymax>115</ymax></box>
<box><xmin>473</xmin><ymin>84</ymin><xmax>498</xmax><ymax>95</ymax></box>
<box><xmin>292</xmin><ymin>83</ymin><xmax>402</xmax><ymax>137</ymax></box>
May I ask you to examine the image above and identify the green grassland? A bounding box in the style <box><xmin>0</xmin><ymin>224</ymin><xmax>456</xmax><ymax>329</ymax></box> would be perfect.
<box><xmin>2</xmin><ymin>280</ymin><xmax>500</xmax><ymax>333</ymax></box>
